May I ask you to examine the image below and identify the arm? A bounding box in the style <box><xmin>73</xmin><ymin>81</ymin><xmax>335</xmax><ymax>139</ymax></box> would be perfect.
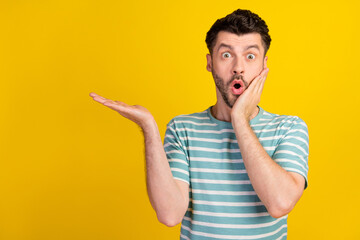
<box><xmin>142</xmin><ymin>120</ymin><xmax>189</xmax><ymax>226</ymax></box>
<box><xmin>232</xmin><ymin>118</ymin><xmax>305</xmax><ymax>218</ymax></box>
<box><xmin>230</xmin><ymin>70</ymin><xmax>305</xmax><ymax>218</ymax></box>
<box><xmin>89</xmin><ymin>92</ymin><xmax>189</xmax><ymax>226</ymax></box>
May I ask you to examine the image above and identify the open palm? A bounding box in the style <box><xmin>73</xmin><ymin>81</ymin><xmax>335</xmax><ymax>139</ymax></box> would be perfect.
<box><xmin>89</xmin><ymin>92</ymin><xmax>154</xmax><ymax>128</ymax></box>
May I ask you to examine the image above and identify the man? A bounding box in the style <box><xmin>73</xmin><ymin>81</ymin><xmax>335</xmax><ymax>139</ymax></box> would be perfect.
<box><xmin>90</xmin><ymin>9</ymin><xmax>309</xmax><ymax>240</ymax></box>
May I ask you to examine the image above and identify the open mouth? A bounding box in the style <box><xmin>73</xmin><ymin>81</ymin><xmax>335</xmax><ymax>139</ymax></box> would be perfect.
<box><xmin>231</xmin><ymin>80</ymin><xmax>245</xmax><ymax>95</ymax></box>
<box><xmin>234</xmin><ymin>83</ymin><xmax>241</xmax><ymax>89</ymax></box>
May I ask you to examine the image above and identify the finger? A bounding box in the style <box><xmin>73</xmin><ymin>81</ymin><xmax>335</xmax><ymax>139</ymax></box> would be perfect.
<box><xmin>264</xmin><ymin>67</ymin><xmax>269</xmax><ymax>75</ymax></box>
<box><xmin>102</xmin><ymin>100</ymin><xmax>130</xmax><ymax>114</ymax></box>
<box><xmin>256</xmin><ymin>76</ymin><xmax>266</xmax><ymax>94</ymax></box>
<box><xmin>114</xmin><ymin>100</ymin><xmax>130</xmax><ymax>108</ymax></box>
<box><xmin>250</xmin><ymin>68</ymin><xmax>268</xmax><ymax>86</ymax></box>
<box><xmin>89</xmin><ymin>92</ymin><xmax>106</xmax><ymax>100</ymax></box>
<box><xmin>255</xmin><ymin>68</ymin><xmax>268</xmax><ymax>88</ymax></box>
<box><xmin>102</xmin><ymin>100</ymin><xmax>118</xmax><ymax>107</ymax></box>
<box><xmin>105</xmin><ymin>100</ymin><xmax>135</xmax><ymax>116</ymax></box>
<box><xmin>255</xmin><ymin>77</ymin><xmax>265</xmax><ymax>94</ymax></box>
<box><xmin>91</xmin><ymin>95</ymin><xmax>126</xmax><ymax>110</ymax></box>
<box><xmin>242</xmin><ymin>68</ymin><xmax>269</xmax><ymax>97</ymax></box>
<box><xmin>90</xmin><ymin>92</ymin><xmax>109</xmax><ymax>104</ymax></box>
<box><xmin>264</xmin><ymin>57</ymin><xmax>268</xmax><ymax>69</ymax></box>
<box><xmin>260</xmin><ymin>67</ymin><xmax>269</xmax><ymax>78</ymax></box>
<box><xmin>90</xmin><ymin>93</ymin><xmax>129</xmax><ymax>109</ymax></box>
<box><xmin>248</xmin><ymin>72</ymin><xmax>264</xmax><ymax>90</ymax></box>
<box><xmin>93</xmin><ymin>96</ymin><xmax>110</xmax><ymax>104</ymax></box>
<box><xmin>257</xmin><ymin>73</ymin><xmax>268</xmax><ymax>94</ymax></box>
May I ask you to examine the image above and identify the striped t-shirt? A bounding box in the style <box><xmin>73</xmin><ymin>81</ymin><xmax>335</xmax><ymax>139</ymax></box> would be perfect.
<box><xmin>163</xmin><ymin>106</ymin><xmax>309</xmax><ymax>240</ymax></box>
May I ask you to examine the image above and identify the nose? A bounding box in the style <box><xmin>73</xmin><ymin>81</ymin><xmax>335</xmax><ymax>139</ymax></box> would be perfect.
<box><xmin>232</xmin><ymin>57</ymin><xmax>244</xmax><ymax>76</ymax></box>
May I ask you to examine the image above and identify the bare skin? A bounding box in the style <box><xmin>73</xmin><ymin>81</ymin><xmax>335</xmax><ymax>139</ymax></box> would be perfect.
<box><xmin>205</xmin><ymin>32</ymin><xmax>305</xmax><ymax>217</ymax></box>
<box><xmin>89</xmin><ymin>92</ymin><xmax>189</xmax><ymax>227</ymax></box>
<box><xmin>90</xmin><ymin>32</ymin><xmax>305</xmax><ymax>222</ymax></box>
<box><xmin>89</xmin><ymin>67</ymin><xmax>304</xmax><ymax>221</ymax></box>
<box><xmin>229</xmin><ymin>68</ymin><xmax>305</xmax><ymax>218</ymax></box>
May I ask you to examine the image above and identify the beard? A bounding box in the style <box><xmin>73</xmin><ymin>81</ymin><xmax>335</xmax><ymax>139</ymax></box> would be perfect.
<box><xmin>211</xmin><ymin>69</ymin><xmax>249</xmax><ymax>108</ymax></box>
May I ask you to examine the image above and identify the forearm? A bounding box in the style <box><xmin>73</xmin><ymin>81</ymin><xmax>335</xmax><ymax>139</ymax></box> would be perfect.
<box><xmin>89</xmin><ymin>93</ymin><xmax>187</xmax><ymax>225</ymax></box>
<box><xmin>232</xmin><ymin>119</ymin><xmax>302</xmax><ymax>218</ymax></box>
<box><xmin>141</xmin><ymin>120</ymin><xmax>188</xmax><ymax>226</ymax></box>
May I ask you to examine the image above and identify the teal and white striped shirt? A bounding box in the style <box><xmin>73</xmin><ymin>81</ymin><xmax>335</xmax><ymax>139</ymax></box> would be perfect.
<box><xmin>163</xmin><ymin>106</ymin><xmax>309</xmax><ymax>240</ymax></box>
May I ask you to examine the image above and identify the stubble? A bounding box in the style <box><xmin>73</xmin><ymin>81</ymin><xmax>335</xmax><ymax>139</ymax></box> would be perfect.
<box><xmin>211</xmin><ymin>70</ymin><xmax>248</xmax><ymax>108</ymax></box>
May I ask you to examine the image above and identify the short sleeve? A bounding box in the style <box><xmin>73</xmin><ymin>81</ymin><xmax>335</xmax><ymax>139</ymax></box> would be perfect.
<box><xmin>273</xmin><ymin>118</ymin><xmax>309</xmax><ymax>189</ymax></box>
<box><xmin>163</xmin><ymin>119</ymin><xmax>190</xmax><ymax>185</ymax></box>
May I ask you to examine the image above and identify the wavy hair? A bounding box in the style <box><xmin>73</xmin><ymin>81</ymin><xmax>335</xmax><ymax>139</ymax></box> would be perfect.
<box><xmin>206</xmin><ymin>9</ymin><xmax>271</xmax><ymax>56</ymax></box>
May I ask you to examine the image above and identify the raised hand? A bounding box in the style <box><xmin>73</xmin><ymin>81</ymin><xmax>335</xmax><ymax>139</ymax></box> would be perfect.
<box><xmin>231</xmin><ymin>67</ymin><xmax>269</xmax><ymax>123</ymax></box>
<box><xmin>89</xmin><ymin>92</ymin><xmax>155</xmax><ymax>129</ymax></box>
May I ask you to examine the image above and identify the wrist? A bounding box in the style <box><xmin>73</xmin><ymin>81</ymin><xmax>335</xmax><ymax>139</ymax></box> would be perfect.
<box><xmin>231</xmin><ymin>112</ymin><xmax>249</xmax><ymax>124</ymax></box>
<box><xmin>231</xmin><ymin>116</ymin><xmax>250</xmax><ymax>129</ymax></box>
<box><xmin>140</xmin><ymin>118</ymin><xmax>158</xmax><ymax>133</ymax></box>
<box><xmin>231</xmin><ymin>106</ymin><xmax>259</xmax><ymax>124</ymax></box>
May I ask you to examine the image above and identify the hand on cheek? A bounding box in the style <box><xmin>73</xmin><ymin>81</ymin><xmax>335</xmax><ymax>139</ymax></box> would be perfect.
<box><xmin>231</xmin><ymin>67</ymin><xmax>269</xmax><ymax>123</ymax></box>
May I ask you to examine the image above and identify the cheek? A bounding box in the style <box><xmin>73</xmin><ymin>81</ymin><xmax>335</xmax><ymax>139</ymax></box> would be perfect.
<box><xmin>213</xmin><ymin>62</ymin><xmax>229</xmax><ymax>74</ymax></box>
<box><xmin>245</xmin><ymin>62</ymin><xmax>263</xmax><ymax>81</ymax></box>
<box><xmin>244</xmin><ymin>71</ymin><xmax>257</xmax><ymax>83</ymax></box>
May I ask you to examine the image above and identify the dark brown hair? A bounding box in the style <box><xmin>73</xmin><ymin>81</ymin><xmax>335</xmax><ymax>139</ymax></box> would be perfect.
<box><xmin>205</xmin><ymin>9</ymin><xmax>271</xmax><ymax>56</ymax></box>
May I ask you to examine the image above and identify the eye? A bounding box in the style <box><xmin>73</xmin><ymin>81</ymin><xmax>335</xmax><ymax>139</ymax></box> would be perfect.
<box><xmin>222</xmin><ymin>52</ymin><xmax>232</xmax><ymax>58</ymax></box>
<box><xmin>246</xmin><ymin>53</ymin><xmax>256</xmax><ymax>60</ymax></box>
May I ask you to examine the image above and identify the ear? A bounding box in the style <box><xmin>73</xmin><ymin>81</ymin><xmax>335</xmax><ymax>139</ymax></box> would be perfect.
<box><xmin>206</xmin><ymin>54</ymin><xmax>212</xmax><ymax>72</ymax></box>
<box><xmin>263</xmin><ymin>56</ymin><xmax>268</xmax><ymax>69</ymax></box>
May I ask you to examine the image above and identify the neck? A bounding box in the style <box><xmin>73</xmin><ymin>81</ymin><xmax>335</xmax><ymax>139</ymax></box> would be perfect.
<box><xmin>211</xmin><ymin>101</ymin><xmax>260</xmax><ymax>123</ymax></box>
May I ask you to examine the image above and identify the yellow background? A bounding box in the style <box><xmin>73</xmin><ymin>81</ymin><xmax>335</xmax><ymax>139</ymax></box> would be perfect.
<box><xmin>1</xmin><ymin>0</ymin><xmax>359</xmax><ymax>239</ymax></box>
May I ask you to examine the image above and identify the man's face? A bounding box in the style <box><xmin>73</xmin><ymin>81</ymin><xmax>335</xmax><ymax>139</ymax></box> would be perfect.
<box><xmin>206</xmin><ymin>31</ymin><xmax>268</xmax><ymax>108</ymax></box>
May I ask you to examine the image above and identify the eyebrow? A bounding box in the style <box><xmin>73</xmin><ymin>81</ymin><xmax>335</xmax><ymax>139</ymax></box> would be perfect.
<box><xmin>217</xmin><ymin>43</ymin><xmax>233</xmax><ymax>51</ymax></box>
<box><xmin>217</xmin><ymin>43</ymin><xmax>260</xmax><ymax>52</ymax></box>
<box><xmin>244</xmin><ymin>44</ymin><xmax>260</xmax><ymax>52</ymax></box>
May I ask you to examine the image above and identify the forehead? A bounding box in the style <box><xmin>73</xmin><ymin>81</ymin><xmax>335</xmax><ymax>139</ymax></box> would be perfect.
<box><xmin>214</xmin><ymin>31</ymin><xmax>264</xmax><ymax>53</ymax></box>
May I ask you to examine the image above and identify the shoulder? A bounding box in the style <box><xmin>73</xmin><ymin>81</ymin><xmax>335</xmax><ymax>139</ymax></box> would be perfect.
<box><xmin>260</xmin><ymin>108</ymin><xmax>308</xmax><ymax>130</ymax></box>
<box><xmin>166</xmin><ymin>108</ymin><xmax>212</xmax><ymax>128</ymax></box>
